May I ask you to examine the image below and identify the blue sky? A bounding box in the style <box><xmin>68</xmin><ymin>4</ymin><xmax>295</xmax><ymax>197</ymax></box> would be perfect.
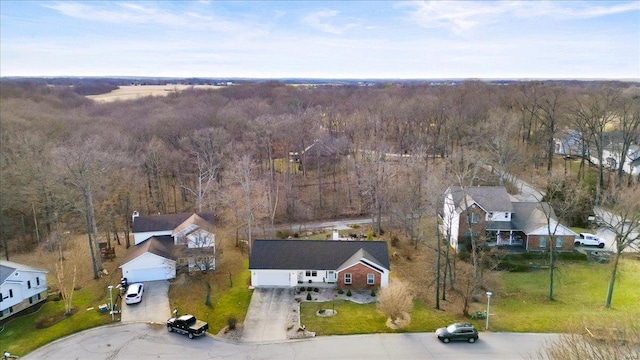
<box><xmin>1</xmin><ymin>1</ymin><xmax>639</xmax><ymax>79</ymax></box>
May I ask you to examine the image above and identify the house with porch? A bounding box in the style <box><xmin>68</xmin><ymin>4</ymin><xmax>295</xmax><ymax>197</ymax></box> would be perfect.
<box><xmin>442</xmin><ymin>186</ymin><xmax>577</xmax><ymax>252</ymax></box>
<box><xmin>1</xmin><ymin>260</ymin><xmax>48</xmax><ymax>320</ymax></box>
<box><xmin>121</xmin><ymin>212</ymin><xmax>216</xmax><ymax>282</ymax></box>
<box><xmin>249</xmin><ymin>240</ymin><xmax>389</xmax><ymax>289</ymax></box>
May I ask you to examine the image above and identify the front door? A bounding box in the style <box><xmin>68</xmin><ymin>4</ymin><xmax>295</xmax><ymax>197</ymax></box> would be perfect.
<box><xmin>327</xmin><ymin>270</ymin><xmax>337</xmax><ymax>282</ymax></box>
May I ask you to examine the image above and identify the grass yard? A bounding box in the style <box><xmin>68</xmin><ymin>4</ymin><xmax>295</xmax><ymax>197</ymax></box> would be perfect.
<box><xmin>0</xmin><ymin>280</ymin><xmax>116</xmax><ymax>355</ymax></box>
<box><xmin>301</xmin><ymin>258</ymin><xmax>640</xmax><ymax>336</ymax></box>
<box><xmin>168</xmin><ymin>259</ymin><xmax>253</xmax><ymax>334</ymax></box>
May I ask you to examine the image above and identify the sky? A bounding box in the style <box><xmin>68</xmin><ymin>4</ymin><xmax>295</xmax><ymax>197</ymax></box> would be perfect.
<box><xmin>1</xmin><ymin>1</ymin><xmax>639</xmax><ymax>80</ymax></box>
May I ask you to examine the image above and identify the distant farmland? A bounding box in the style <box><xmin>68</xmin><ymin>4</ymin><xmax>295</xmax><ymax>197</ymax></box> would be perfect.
<box><xmin>86</xmin><ymin>84</ymin><xmax>222</xmax><ymax>102</ymax></box>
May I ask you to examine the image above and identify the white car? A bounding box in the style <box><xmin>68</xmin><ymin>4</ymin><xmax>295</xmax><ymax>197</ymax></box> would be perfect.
<box><xmin>575</xmin><ymin>233</ymin><xmax>605</xmax><ymax>248</ymax></box>
<box><xmin>125</xmin><ymin>283</ymin><xmax>144</xmax><ymax>305</ymax></box>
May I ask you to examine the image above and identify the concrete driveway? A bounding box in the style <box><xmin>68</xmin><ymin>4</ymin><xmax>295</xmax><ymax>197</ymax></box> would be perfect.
<box><xmin>120</xmin><ymin>280</ymin><xmax>170</xmax><ymax>324</ymax></box>
<box><xmin>242</xmin><ymin>288</ymin><xmax>295</xmax><ymax>343</ymax></box>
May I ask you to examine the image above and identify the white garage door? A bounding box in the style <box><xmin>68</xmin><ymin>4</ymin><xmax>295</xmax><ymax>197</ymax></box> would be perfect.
<box><xmin>127</xmin><ymin>267</ymin><xmax>169</xmax><ymax>282</ymax></box>
<box><xmin>257</xmin><ymin>271</ymin><xmax>291</xmax><ymax>286</ymax></box>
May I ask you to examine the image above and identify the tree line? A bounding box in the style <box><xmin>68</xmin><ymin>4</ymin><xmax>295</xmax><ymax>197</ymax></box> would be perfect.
<box><xmin>1</xmin><ymin>80</ymin><xmax>638</xmax><ymax>280</ymax></box>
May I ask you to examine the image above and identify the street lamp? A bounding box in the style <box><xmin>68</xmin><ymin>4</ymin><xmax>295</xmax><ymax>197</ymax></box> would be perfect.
<box><xmin>108</xmin><ymin>285</ymin><xmax>114</xmax><ymax>321</ymax></box>
<box><xmin>485</xmin><ymin>291</ymin><xmax>492</xmax><ymax>331</ymax></box>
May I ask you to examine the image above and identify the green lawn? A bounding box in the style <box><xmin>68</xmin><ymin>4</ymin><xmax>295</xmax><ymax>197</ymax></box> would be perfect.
<box><xmin>5</xmin><ymin>258</ymin><xmax>639</xmax><ymax>355</ymax></box>
<box><xmin>1</xmin><ymin>286</ymin><xmax>114</xmax><ymax>356</ymax></box>
<box><xmin>301</xmin><ymin>259</ymin><xmax>640</xmax><ymax>335</ymax></box>
<box><xmin>168</xmin><ymin>261</ymin><xmax>253</xmax><ymax>334</ymax></box>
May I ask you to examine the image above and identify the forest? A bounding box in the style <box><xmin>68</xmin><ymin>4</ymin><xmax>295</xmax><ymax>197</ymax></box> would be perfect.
<box><xmin>1</xmin><ymin>79</ymin><xmax>639</xmax><ymax>277</ymax></box>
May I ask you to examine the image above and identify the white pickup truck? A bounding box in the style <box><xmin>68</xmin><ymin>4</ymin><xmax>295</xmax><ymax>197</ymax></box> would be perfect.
<box><xmin>575</xmin><ymin>233</ymin><xmax>605</xmax><ymax>248</ymax></box>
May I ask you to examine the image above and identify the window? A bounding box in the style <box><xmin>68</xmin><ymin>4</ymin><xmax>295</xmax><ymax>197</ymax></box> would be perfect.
<box><xmin>28</xmin><ymin>280</ymin><xmax>31</xmax><ymax>289</ymax></box>
<box><xmin>504</xmin><ymin>212</ymin><xmax>509</xmax><ymax>218</ymax></box>
<box><xmin>0</xmin><ymin>292</ymin><xmax>2</xmax><ymax>302</ymax></box>
<box><xmin>488</xmin><ymin>212</ymin><xmax>493</xmax><ymax>218</ymax></box>
<box><xmin>1</xmin><ymin>307</ymin><xmax>12</xmax><ymax>316</ymax></box>
<box><xmin>305</xmin><ymin>271</ymin><xmax>311</xmax><ymax>276</ymax></box>
<box><xmin>539</xmin><ymin>237</ymin><xmax>547</xmax><ymax>248</ymax></box>
<box><xmin>556</xmin><ymin>237</ymin><xmax>563</xmax><ymax>248</ymax></box>
<box><xmin>305</xmin><ymin>271</ymin><xmax>317</xmax><ymax>277</ymax></box>
<box><xmin>9</xmin><ymin>289</ymin><xmax>13</xmax><ymax>298</ymax></box>
<box><xmin>36</xmin><ymin>277</ymin><xmax>40</xmax><ymax>286</ymax></box>
<box><xmin>470</xmin><ymin>213</ymin><xmax>479</xmax><ymax>224</ymax></box>
<box><xmin>367</xmin><ymin>274</ymin><xmax>375</xmax><ymax>285</ymax></box>
<box><xmin>344</xmin><ymin>273</ymin><xmax>352</xmax><ymax>284</ymax></box>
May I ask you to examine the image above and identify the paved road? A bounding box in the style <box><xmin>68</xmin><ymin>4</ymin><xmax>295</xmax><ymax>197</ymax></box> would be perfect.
<box><xmin>23</xmin><ymin>323</ymin><xmax>558</xmax><ymax>360</ymax></box>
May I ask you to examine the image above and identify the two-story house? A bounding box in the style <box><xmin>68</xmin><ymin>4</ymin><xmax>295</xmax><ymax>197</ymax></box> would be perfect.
<box><xmin>120</xmin><ymin>212</ymin><xmax>216</xmax><ymax>283</ymax></box>
<box><xmin>442</xmin><ymin>186</ymin><xmax>577</xmax><ymax>252</ymax></box>
<box><xmin>1</xmin><ymin>260</ymin><xmax>48</xmax><ymax>320</ymax></box>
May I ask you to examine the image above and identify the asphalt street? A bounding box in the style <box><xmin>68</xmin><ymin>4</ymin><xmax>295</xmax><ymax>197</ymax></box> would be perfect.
<box><xmin>23</xmin><ymin>322</ymin><xmax>559</xmax><ymax>360</ymax></box>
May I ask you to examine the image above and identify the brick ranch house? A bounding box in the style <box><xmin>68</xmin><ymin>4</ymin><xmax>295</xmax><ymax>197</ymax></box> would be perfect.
<box><xmin>442</xmin><ymin>186</ymin><xmax>577</xmax><ymax>252</ymax></box>
<box><xmin>249</xmin><ymin>240</ymin><xmax>389</xmax><ymax>290</ymax></box>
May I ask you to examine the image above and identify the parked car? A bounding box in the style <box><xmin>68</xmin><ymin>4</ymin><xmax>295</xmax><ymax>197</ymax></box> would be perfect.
<box><xmin>167</xmin><ymin>314</ymin><xmax>209</xmax><ymax>339</ymax></box>
<box><xmin>575</xmin><ymin>233</ymin><xmax>605</xmax><ymax>248</ymax></box>
<box><xmin>124</xmin><ymin>283</ymin><xmax>144</xmax><ymax>305</ymax></box>
<box><xmin>436</xmin><ymin>322</ymin><xmax>479</xmax><ymax>343</ymax></box>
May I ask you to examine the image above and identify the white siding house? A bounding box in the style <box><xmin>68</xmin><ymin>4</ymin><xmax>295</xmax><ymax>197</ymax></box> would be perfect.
<box><xmin>1</xmin><ymin>261</ymin><xmax>48</xmax><ymax>320</ymax></box>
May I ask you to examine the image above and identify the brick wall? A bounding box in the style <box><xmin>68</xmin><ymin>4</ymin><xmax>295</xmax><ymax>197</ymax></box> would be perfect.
<box><xmin>527</xmin><ymin>235</ymin><xmax>575</xmax><ymax>251</ymax></box>
<box><xmin>457</xmin><ymin>206</ymin><xmax>487</xmax><ymax>249</ymax></box>
<box><xmin>337</xmin><ymin>263</ymin><xmax>380</xmax><ymax>290</ymax></box>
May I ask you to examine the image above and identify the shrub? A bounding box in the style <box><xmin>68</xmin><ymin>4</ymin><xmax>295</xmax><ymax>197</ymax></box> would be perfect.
<box><xmin>390</xmin><ymin>235</ymin><xmax>400</xmax><ymax>247</ymax></box>
<box><xmin>227</xmin><ymin>317</ymin><xmax>237</xmax><ymax>331</ymax></box>
<box><xmin>300</xmin><ymin>286</ymin><xmax>306</xmax><ymax>292</ymax></box>
<box><xmin>337</xmin><ymin>288</ymin><xmax>344</xmax><ymax>294</ymax></box>
<box><xmin>346</xmin><ymin>289</ymin><xmax>352</xmax><ymax>297</ymax></box>
<box><xmin>313</xmin><ymin>287</ymin><xmax>319</xmax><ymax>292</ymax></box>
<box><xmin>377</xmin><ymin>280</ymin><xmax>414</xmax><ymax>324</ymax></box>
<box><xmin>306</xmin><ymin>292</ymin><xmax>312</xmax><ymax>300</ymax></box>
<box><xmin>370</xmin><ymin>289</ymin><xmax>376</xmax><ymax>297</ymax></box>
<box><xmin>307</xmin><ymin>287</ymin><xmax>312</xmax><ymax>291</ymax></box>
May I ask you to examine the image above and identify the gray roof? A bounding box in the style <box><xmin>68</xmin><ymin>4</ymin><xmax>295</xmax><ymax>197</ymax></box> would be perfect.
<box><xmin>448</xmin><ymin>186</ymin><xmax>513</xmax><ymax>213</ymax></box>
<box><xmin>132</xmin><ymin>213</ymin><xmax>193</xmax><ymax>233</ymax></box>
<box><xmin>249</xmin><ymin>240</ymin><xmax>389</xmax><ymax>271</ymax></box>
<box><xmin>120</xmin><ymin>236</ymin><xmax>175</xmax><ymax>266</ymax></box>
<box><xmin>1</xmin><ymin>260</ymin><xmax>48</xmax><ymax>284</ymax></box>
<box><xmin>511</xmin><ymin>202</ymin><xmax>556</xmax><ymax>234</ymax></box>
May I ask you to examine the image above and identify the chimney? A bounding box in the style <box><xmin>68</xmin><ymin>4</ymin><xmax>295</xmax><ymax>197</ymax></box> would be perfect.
<box><xmin>333</xmin><ymin>229</ymin><xmax>339</xmax><ymax>241</ymax></box>
<box><xmin>132</xmin><ymin>211</ymin><xmax>139</xmax><ymax>224</ymax></box>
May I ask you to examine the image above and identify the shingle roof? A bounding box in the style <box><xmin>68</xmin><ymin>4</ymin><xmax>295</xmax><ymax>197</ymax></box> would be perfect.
<box><xmin>448</xmin><ymin>186</ymin><xmax>513</xmax><ymax>213</ymax></box>
<box><xmin>119</xmin><ymin>236</ymin><xmax>175</xmax><ymax>266</ymax></box>
<box><xmin>172</xmin><ymin>213</ymin><xmax>213</xmax><ymax>237</ymax></box>
<box><xmin>511</xmin><ymin>202</ymin><xmax>556</xmax><ymax>234</ymax></box>
<box><xmin>132</xmin><ymin>213</ymin><xmax>193</xmax><ymax>233</ymax></box>
<box><xmin>249</xmin><ymin>240</ymin><xmax>389</xmax><ymax>271</ymax></box>
<box><xmin>1</xmin><ymin>260</ymin><xmax>48</xmax><ymax>284</ymax></box>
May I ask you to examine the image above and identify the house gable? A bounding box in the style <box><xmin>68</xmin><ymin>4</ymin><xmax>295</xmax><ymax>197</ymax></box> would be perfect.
<box><xmin>1</xmin><ymin>261</ymin><xmax>48</xmax><ymax>320</ymax></box>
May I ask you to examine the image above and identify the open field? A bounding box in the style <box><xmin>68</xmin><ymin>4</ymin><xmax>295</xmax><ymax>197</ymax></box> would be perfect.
<box><xmin>86</xmin><ymin>84</ymin><xmax>222</xmax><ymax>103</ymax></box>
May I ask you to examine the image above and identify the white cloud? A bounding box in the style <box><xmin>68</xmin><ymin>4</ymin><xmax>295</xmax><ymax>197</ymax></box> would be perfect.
<box><xmin>399</xmin><ymin>1</ymin><xmax>640</xmax><ymax>33</ymax></box>
<box><xmin>301</xmin><ymin>9</ymin><xmax>358</xmax><ymax>35</ymax></box>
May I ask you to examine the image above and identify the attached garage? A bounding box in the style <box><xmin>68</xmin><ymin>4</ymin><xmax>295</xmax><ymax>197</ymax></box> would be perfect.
<box><xmin>120</xmin><ymin>236</ymin><xmax>176</xmax><ymax>283</ymax></box>
<box><xmin>251</xmin><ymin>270</ymin><xmax>295</xmax><ymax>287</ymax></box>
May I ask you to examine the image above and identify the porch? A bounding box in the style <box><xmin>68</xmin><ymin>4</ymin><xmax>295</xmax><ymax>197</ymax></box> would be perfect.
<box><xmin>485</xmin><ymin>227</ymin><xmax>526</xmax><ymax>251</ymax></box>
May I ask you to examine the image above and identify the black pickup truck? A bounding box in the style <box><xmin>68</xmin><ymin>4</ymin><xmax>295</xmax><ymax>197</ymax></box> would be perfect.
<box><xmin>167</xmin><ymin>314</ymin><xmax>209</xmax><ymax>339</ymax></box>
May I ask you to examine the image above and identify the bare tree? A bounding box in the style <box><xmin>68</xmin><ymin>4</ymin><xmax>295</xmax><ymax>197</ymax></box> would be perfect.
<box><xmin>598</xmin><ymin>185</ymin><xmax>640</xmax><ymax>308</ymax></box>
<box><xmin>572</xmin><ymin>89</ymin><xmax>620</xmax><ymax>204</ymax></box>
<box><xmin>54</xmin><ymin>244</ymin><xmax>77</xmax><ymax>315</ymax></box>
<box><xmin>532</xmin><ymin>322</ymin><xmax>639</xmax><ymax>360</ymax></box>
